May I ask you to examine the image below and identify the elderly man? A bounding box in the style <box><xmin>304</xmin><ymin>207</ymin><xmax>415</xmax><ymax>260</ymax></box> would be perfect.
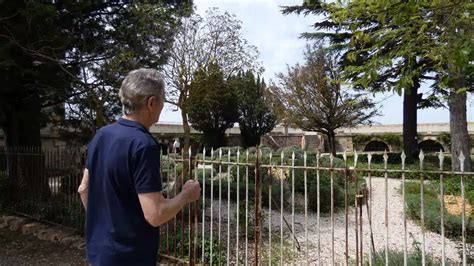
<box><xmin>77</xmin><ymin>69</ymin><xmax>201</xmax><ymax>265</ymax></box>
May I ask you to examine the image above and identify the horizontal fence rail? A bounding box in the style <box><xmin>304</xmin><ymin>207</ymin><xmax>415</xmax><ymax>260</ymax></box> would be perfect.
<box><xmin>1</xmin><ymin>146</ymin><xmax>473</xmax><ymax>265</ymax></box>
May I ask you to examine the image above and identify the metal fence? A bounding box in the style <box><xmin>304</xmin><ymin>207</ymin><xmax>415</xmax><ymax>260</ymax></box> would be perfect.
<box><xmin>0</xmin><ymin>146</ymin><xmax>473</xmax><ymax>265</ymax></box>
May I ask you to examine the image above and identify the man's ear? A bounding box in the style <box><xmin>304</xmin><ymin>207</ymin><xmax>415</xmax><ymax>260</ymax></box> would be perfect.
<box><xmin>147</xmin><ymin>96</ymin><xmax>156</xmax><ymax>109</ymax></box>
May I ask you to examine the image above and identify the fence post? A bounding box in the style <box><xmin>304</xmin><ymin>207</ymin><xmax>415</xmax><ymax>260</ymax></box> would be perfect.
<box><xmin>254</xmin><ymin>146</ymin><xmax>262</xmax><ymax>265</ymax></box>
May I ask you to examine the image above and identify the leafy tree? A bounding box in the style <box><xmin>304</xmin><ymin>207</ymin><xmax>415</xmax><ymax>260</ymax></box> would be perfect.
<box><xmin>426</xmin><ymin>1</ymin><xmax>473</xmax><ymax>171</ymax></box>
<box><xmin>282</xmin><ymin>1</ymin><xmax>432</xmax><ymax>159</ymax></box>
<box><xmin>0</xmin><ymin>1</ymin><xmax>192</xmax><ymax>193</ymax></box>
<box><xmin>186</xmin><ymin>64</ymin><xmax>239</xmax><ymax>148</ymax></box>
<box><xmin>0</xmin><ymin>1</ymin><xmax>71</xmax><ymax>148</ymax></box>
<box><xmin>56</xmin><ymin>1</ymin><xmax>192</xmax><ymax>143</ymax></box>
<box><xmin>163</xmin><ymin>7</ymin><xmax>262</xmax><ymax>154</ymax></box>
<box><xmin>230</xmin><ymin>71</ymin><xmax>277</xmax><ymax>148</ymax></box>
<box><xmin>283</xmin><ymin>1</ymin><xmax>473</xmax><ymax>168</ymax></box>
<box><xmin>275</xmin><ymin>47</ymin><xmax>378</xmax><ymax>156</ymax></box>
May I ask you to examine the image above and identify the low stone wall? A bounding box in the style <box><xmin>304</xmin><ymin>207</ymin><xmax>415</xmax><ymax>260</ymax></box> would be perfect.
<box><xmin>0</xmin><ymin>214</ymin><xmax>85</xmax><ymax>250</ymax></box>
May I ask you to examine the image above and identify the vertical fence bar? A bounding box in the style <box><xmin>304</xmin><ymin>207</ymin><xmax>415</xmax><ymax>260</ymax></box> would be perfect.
<box><xmin>245</xmin><ymin>149</ymin><xmax>249</xmax><ymax>266</ymax></box>
<box><xmin>304</xmin><ymin>151</ymin><xmax>308</xmax><ymax>266</ymax></box>
<box><xmin>356</xmin><ymin>156</ymin><xmax>362</xmax><ymax>265</ymax></box>
<box><xmin>202</xmin><ymin>148</ymin><xmax>206</xmax><ymax>263</ymax></box>
<box><xmin>330</xmin><ymin>153</ymin><xmax>335</xmax><ymax>266</ymax></box>
<box><xmin>173</xmin><ymin>148</ymin><xmax>178</xmax><ymax>258</ymax></box>
<box><xmin>401</xmin><ymin>151</ymin><xmax>407</xmax><ymax>266</ymax></box>
<box><xmin>280</xmin><ymin>151</ymin><xmax>284</xmax><ymax>266</ymax></box>
<box><xmin>210</xmin><ymin>149</ymin><xmax>214</xmax><ymax>266</ymax></box>
<box><xmin>343</xmin><ymin>151</ymin><xmax>349</xmax><ymax>266</ymax></box>
<box><xmin>180</xmin><ymin>149</ymin><xmax>185</xmax><ymax>260</ymax></box>
<box><xmin>354</xmin><ymin>151</ymin><xmax>362</xmax><ymax>265</ymax></box>
<box><xmin>194</xmin><ymin>149</ymin><xmax>199</xmax><ymax>265</ymax></box>
<box><xmin>254</xmin><ymin>147</ymin><xmax>261</xmax><ymax>266</ymax></box>
<box><xmin>419</xmin><ymin>150</ymin><xmax>426</xmax><ymax>266</ymax></box>
<box><xmin>188</xmin><ymin>147</ymin><xmax>195</xmax><ymax>265</ymax></box>
<box><xmin>236</xmin><ymin>149</ymin><xmax>240</xmax><ymax>265</ymax></box>
<box><xmin>383</xmin><ymin>151</ymin><xmax>389</xmax><ymax>266</ymax></box>
<box><xmin>291</xmin><ymin>152</ymin><xmax>295</xmax><ymax>265</ymax></box>
<box><xmin>226</xmin><ymin>150</ymin><xmax>231</xmax><ymax>266</ymax></box>
<box><xmin>317</xmin><ymin>152</ymin><xmax>321</xmax><ymax>266</ymax></box>
<box><xmin>164</xmin><ymin>148</ymin><xmax>169</xmax><ymax>255</ymax></box>
<box><xmin>367</xmin><ymin>153</ymin><xmax>374</xmax><ymax>266</ymax></box>
<box><xmin>438</xmin><ymin>151</ymin><xmax>445</xmax><ymax>266</ymax></box>
<box><xmin>218</xmin><ymin>148</ymin><xmax>223</xmax><ymax>266</ymax></box>
<box><xmin>268</xmin><ymin>152</ymin><xmax>273</xmax><ymax>266</ymax></box>
<box><xmin>459</xmin><ymin>151</ymin><xmax>467</xmax><ymax>266</ymax></box>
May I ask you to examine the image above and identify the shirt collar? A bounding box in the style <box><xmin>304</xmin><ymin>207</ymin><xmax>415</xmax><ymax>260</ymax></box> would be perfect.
<box><xmin>117</xmin><ymin>117</ymin><xmax>149</xmax><ymax>132</ymax></box>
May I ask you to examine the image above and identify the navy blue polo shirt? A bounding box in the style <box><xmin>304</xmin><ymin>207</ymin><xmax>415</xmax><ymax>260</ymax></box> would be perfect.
<box><xmin>85</xmin><ymin>118</ymin><xmax>162</xmax><ymax>266</ymax></box>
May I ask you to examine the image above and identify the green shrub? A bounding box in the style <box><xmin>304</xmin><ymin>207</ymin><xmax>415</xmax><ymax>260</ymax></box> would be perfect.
<box><xmin>442</xmin><ymin>177</ymin><xmax>474</xmax><ymax>204</ymax></box>
<box><xmin>275</xmin><ymin>146</ymin><xmax>305</xmax><ymax>159</ymax></box>
<box><xmin>403</xmin><ymin>181</ymin><xmax>474</xmax><ymax>243</ymax></box>
<box><xmin>365</xmin><ymin>248</ymin><xmax>441</xmax><ymax>265</ymax></box>
<box><xmin>354</xmin><ymin>153</ymin><xmax>403</xmax><ymax>165</ymax></box>
<box><xmin>161</xmin><ymin>155</ymin><xmax>176</xmax><ymax>172</ymax></box>
<box><xmin>192</xmin><ymin>167</ymin><xmax>214</xmax><ymax>181</ymax></box>
<box><xmin>218</xmin><ymin>146</ymin><xmax>241</xmax><ymax>156</ymax></box>
<box><xmin>290</xmin><ymin>156</ymin><xmax>364</xmax><ymax>213</ymax></box>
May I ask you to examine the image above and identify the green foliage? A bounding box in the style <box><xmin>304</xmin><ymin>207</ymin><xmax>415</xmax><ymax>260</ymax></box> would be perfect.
<box><xmin>161</xmin><ymin>226</ymin><xmax>225</xmax><ymax>264</ymax></box>
<box><xmin>403</xmin><ymin>181</ymin><xmax>474</xmax><ymax>243</ymax></box>
<box><xmin>280</xmin><ymin>155</ymin><xmax>365</xmax><ymax>213</ymax></box>
<box><xmin>161</xmin><ymin>155</ymin><xmax>176</xmax><ymax>172</ymax></box>
<box><xmin>282</xmin><ymin>1</ymin><xmax>473</xmax><ymax>158</ymax></box>
<box><xmin>262</xmin><ymin>235</ymin><xmax>297</xmax><ymax>265</ymax></box>
<box><xmin>230</xmin><ymin>71</ymin><xmax>277</xmax><ymax>148</ymax></box>
<box><xmin>442</xmin><ymin>177</ymin><xmax>474</xmax><ymax>205</ymax></box>
<box><xmin>1</xmin><ymin>1</ymin><xmax>192</xmax><ymax>145</ymax></box>
<box><xmin>187</xmin><ymin>64</ymin><xmax>239</xmax><ymax>149</ymax></box>
<box><xmin>438</xmin><ymin>133</ymin><xmax>452</xmax><ymax>149</ymax></box>
<box><xmin>352</xmin><ymin>134</ymin><xmax>402</xmax><ymax>148</ymax></box>
<box><xmin>275</xmin><ymin>146</ymin><xmax>305</xmax><ymax>158</ymax></box>
<box><xmin>365</xmin><ymin>248</ymin><xmax>441</xmax><ymax>265</ymax></box>
<box><xmin>273</xmin><ymin>47</ymin><xmax>378</xmax><ymax>155</ymax></box>
<box><xmin>164</xmin><ymin>8</ymin><xmax>261</xmax><ymax>151</ymax></box>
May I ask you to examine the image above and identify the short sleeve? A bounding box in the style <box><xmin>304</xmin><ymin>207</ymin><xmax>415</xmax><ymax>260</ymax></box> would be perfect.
<box><xmin>132</xmin><ymin>145</ymin><xmax>162</xmax><ymax>194</ymax></box>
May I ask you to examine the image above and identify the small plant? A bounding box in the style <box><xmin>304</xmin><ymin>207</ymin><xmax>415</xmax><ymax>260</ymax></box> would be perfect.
<box><xmin>403</xmin><ymin>181</ymin><xmax>474</xmax><ymax>243</ymax></box>
<box><xmin>364</xmin><ymin>235</ymin><xmax>442</xmax><ymax>265</ymax></box>
<box><xmin>261</xmin><ymin>234</ymin><xmax>297</xmax><ymax>265</ymax></box>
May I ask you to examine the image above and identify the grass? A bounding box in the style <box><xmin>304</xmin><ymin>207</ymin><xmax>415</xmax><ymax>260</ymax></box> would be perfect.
<box><xmin>364</xmin><ymin>249</ymin><xmax>442</xmax><ymax>265</ymax></box>
<box><xmin>403</xmin><ymin>181</ymin><xmax>474</xmax><ymax>243</ymax></box>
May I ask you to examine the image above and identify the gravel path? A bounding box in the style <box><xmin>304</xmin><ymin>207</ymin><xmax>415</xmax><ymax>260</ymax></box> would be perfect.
<box><xmin>290</xmin><ymin>177</ymin><xmax>462</xmax><ymax>264</ymax></box>
<box><xmin>199</xmin><ymin>177</ymin><xmax>467</xmax><ymax>264</ymax></box>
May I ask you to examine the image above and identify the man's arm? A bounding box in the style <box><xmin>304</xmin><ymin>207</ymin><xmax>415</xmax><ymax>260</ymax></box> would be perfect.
<box><xmin>78</xmin><ymin>168</ymin><xmax>89</xmax><ymax>210</ymax></box>
<box><xmin>138</xmin><ymin>180</ymin><xmax>200</xmax><ymax>227</ymax></box>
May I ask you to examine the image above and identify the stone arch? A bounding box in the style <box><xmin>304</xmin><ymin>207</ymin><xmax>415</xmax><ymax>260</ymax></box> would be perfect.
<box><xmin>364</xmin><ymin>140</ymin><xmax>390</xmax><ymax>152</ymax></box>
<box><xmin>418</xmin><ymin>139</ymin><xmax>445</xmax><ymax>153</ymax></box>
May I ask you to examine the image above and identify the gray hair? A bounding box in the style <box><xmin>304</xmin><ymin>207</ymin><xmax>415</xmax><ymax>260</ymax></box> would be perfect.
<box><xmin>119</xmin><ymin>68</ymin><xmax>165</xmax><ymax>115</ymax></box>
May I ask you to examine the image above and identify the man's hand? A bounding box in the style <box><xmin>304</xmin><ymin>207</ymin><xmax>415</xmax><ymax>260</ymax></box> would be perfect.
<box><xmin>181</xmin><ymin>180</ymin><xmax>201</xmax><ymax>203</ymax></box>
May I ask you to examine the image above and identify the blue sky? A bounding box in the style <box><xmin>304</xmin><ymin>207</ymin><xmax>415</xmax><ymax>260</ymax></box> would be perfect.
<box><xmin>159</xmin><ymin>0</ymin><xmax>473</xmax><ymax>124</ymax></box>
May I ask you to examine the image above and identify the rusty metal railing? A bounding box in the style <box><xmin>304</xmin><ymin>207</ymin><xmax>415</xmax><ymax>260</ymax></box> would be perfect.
<box><xmin>167</xmin><ymin>147</ymin><xmax>473</xmax><ymax>265</ymax></box>
<box><xmin>1</xmin><ymin>146</ymin><xmax>473</xmax><ymax>265</ymax></box>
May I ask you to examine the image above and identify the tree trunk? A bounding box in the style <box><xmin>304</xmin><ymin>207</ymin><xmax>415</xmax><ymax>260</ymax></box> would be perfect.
<box><xmin>181</xmin><ymin>110</ymin><xmax>191</xmax><ymax>182</ymax></box>
<box><xmin>449</xmin><ymin>91</ymin><xmax>471</xmax><ymax>172</ymax></box>
<box><xmin>326</xmin><ymin>131</ymin><xmax>337</xmax><ymax>156</ymax></box>
<box><xmin>403</xmin><ymin>79</ymin><xmax>419</xmax><ymax>159</ymax></box>
<box><xmin>2</xmin><ymin>93</ymin><xmax>49</xmax><ymax>202</ymax></box>
<box><xmin>202</xmin><ymin>129</ymin><xmax>227</xmax><ymax>149</ymax></box>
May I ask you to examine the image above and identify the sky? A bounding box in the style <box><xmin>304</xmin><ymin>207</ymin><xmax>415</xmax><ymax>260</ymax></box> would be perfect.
<box><xmin>159</xmin><ymin>0</ymin><xmax>474</xmax><ymax>124</ymax></box>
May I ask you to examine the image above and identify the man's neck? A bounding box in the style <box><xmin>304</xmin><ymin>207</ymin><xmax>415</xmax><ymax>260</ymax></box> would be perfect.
<box><xmin>122</xmin><ymin>114</ymin><xmax>150</xmax><ymax>129</ymax></box>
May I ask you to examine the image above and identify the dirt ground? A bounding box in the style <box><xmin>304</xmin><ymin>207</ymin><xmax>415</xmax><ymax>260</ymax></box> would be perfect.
<box><xmin>0</xmin><ymin>228</ymin><xmax>87</xmax><ymax>265</ymax></box>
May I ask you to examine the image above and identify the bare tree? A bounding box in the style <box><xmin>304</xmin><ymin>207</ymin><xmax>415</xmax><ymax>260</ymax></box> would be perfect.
<box><xmin>163</xmin><ymin>7</ymin><xmax>262</xmax><ymax>155</ymax></box>
<box><xmin>275</xmin><ymin>47</ymin><xmax>378</xmax><ymax>155</ymax></box>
